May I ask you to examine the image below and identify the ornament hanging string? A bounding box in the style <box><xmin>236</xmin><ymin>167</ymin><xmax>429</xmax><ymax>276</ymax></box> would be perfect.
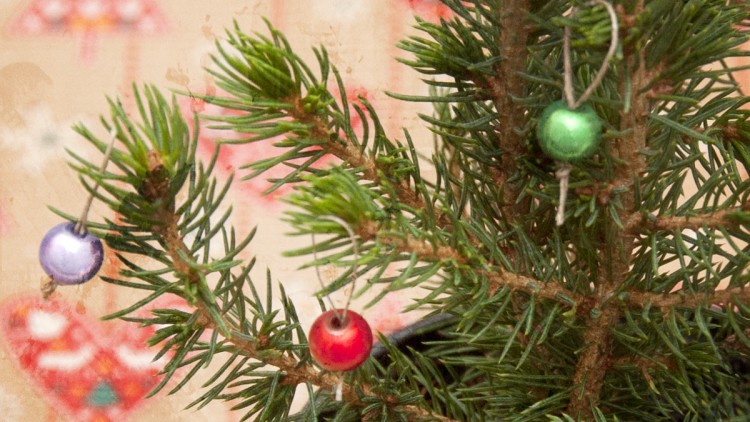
<box><xmin>310</xmin><ymin>215</ymin><xmax>363</xmax><ymax>401</ymax></box>
<box><xmin>310</xmin><ymin>215</ymin><xmax>361</xmax><ymax>322</ymax></box>
<box><xmin>42</xmin><ymin>129</ymin><xmax>118</xmax><ymax>298</ymax></box>
<box><xmin>562</xmin><ymin>0</ymin><xmax>619</xmax><ymax>109</ymax></box>
<box><xmin>555</xmin><ymin>0</ymin><xmax>618</xmax><ymax>226</ymax></box>
<box><xmin>74</xmin><ymin>129</ymin><xmax>119</xmax><ymax>235</ymax></box>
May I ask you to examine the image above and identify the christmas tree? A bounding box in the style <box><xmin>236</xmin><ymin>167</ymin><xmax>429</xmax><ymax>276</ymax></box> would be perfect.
<box><xmin>47</xmin><ymin>0</ymin><xmax>750</xmax><ymax>420</ymax></box>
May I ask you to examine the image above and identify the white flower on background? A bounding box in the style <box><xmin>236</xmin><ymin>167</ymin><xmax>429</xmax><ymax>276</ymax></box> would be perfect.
<box><xmin>0</xmin><ymin>106</ymin><xmax>85</xmax><ymax>173</ymax></box>
<box><xmin>311</xmin><ymin>1</ymin><xmax>368</xmax><ymax>21</ymax></box>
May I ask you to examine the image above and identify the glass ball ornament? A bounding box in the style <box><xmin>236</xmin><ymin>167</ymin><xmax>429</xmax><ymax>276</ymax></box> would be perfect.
<box><xmin>39</xmin><ymin>222</ymin><xmax>104</xmax><ymax>285</ymax></box>
<box><xmin>536</xmin><ymin>100</ymin><xmax>602</xmax><ymax>161</ymax></box>
<box><xmin>308</xmin><ymin>309</ymin><xmax>373</xmax><ymax>372</ymax></box>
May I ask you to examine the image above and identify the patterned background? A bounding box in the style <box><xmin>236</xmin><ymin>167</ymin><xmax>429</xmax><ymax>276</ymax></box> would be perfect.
<box><xmin>0</xmin><ymin>1</ymin><xmax>446</xmax><ymax>420</ymax></box>
<box><xmin>0</xmin><ymin>1</ymin><xmax>747</xmax><ymax>421</ymax></box>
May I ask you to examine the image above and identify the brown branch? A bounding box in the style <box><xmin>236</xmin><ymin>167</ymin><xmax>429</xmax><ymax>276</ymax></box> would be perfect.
<box><xmin>485</xmin><ymin>270</ymin><xmax>586</xmax><ymax>305</ymax></box>
<box><xmin>289</xmin><ymin>97</ymin><xmax>446</xmax><ymax>229</ymax></box>
<box><xmin>568</xmin><ymin>307</ymin><xmax>618</xmax><ymax>416</ymax></box>
<box><xmin>723</xmin><ymin>328</ymin><xmax>750</xmax><ymax>353</ymax></box>
<box><xmin>139</xmin><ymin>152</ymin><xmax>455</xmax><ymax>422</ymax></box>
<box><xmin>627</xmin><ymin>286</ymin><xmax>750</xmax><ymax>310</ymax></box>
<box><xmin>358</xmin><ymin>220</ymin><xmax>465</xmax><ymax>262</ymax></box>
<box><xmin>197</xmin><ymin>306</ymin><xmax>453</xmax><ymax>421</ymax></box>
<box><xmin>624</xmin><ymin>208</ymin><xmax>738</xmax><ymax>233</ymax></box>
<box><xmin>723</xmin><ymin>123</ymin><xmax>744</xmax><ymax>142</ymax></box>
<box><xmin>568</xmin><ymin>10</ymin><xmax>750</xmax><ymax>412</ymax></box>
<box><xmin>357</xmin><ymin>221</ymin><xmax>585</xmax><ymax>307</ymax></box>
<box><xmin>199</xmin><ymin>314</ymin><xmax>452</xmax><ymax>422</ymax></box>
<box><xmin>292</xmin><ymin>96</ymin><xmax>499</xmax><ymax>273</ymax></box>
<box><xmin>611</xmin><ymin>354</ymin><xmax>676</xmax><ymax>392</ymax></box>
<box><xmin>490</xmin><ymin>0</ymin><xmax>532</xmax><ymax>221</ymax></box>
<box><xmin>567</xmin><ymin>2</ymin><xmax>652</xmax><ymax>417</ymax></box>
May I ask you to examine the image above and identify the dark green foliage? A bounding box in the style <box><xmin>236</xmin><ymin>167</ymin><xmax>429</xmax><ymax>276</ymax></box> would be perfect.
<box><xmin>61</xmin><ymin>1</ymin><xmax>750</xmax><ymax>420</ymax></box>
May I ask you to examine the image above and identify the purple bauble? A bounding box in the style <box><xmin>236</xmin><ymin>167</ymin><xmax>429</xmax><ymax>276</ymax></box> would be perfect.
<box><xmin>39</xmin><ymin>222</ymin><xmax>104</xmax><ymax>285</ymax></box>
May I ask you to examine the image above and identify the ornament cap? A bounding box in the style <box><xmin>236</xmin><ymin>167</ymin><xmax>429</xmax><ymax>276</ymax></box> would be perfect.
<box><xmin>537</xmin><ymin>100</ymin><xmax>602</xmax><ymax>161</ymax></box>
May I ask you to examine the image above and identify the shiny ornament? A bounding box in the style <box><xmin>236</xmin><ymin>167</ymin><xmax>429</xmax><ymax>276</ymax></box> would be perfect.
<box><xmin>308</xmin><ymin>309</ymin><xmax>373</xmax><ymax>372</ymax></box>
<box><xmin>39</xmin><ymin>222</ymin><xmax>104</xmax><ymax>285</ymax></box>
<box><xmin>536</xmin><ymin>100</ymin><xmax>602</xmax><ymax>161</ymax></box>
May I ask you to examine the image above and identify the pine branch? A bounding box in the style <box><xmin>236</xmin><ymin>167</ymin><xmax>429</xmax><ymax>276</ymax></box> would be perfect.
<box><xmin>611</xmin><ymin>355</ymin><xmax>676</xmax><ymax>373</ymax></box>
<box><xmin>142</xmin><ymin>149</ymin><xmax>456</xmax><ymax>422</ymax></box>
<box><xmin>565</xmin><ymin>1</ymin><xmax>750</xmax><ymax>416</ymax></box>
<box><xmin>625</xmin><ymin>208</ymin><xmax>739</xmax><ymax>233</ymax></box>
<box><xmin>66</xmin><ymin>84</ymin><xmax>460</xmax><ymax>420</ymax></box>
<box><xmin>203</xmin><ymin>22</ymin><xmax>452</xmax><ymax>236</ymax></box>
<box><xmin>492</xmin><ymin>0</ymin><xmax>532</xmax><ymax>221</ymax></box>
<box><xmin>357</xmin><ymin>220</ymin><xmax>464</xmax><ymax>262</ymax></box>
<box><xmin>357</xmin><ymin>219</ymin><xmax>584</xmax><ymax>306</ymax></box>
<box><xmin>628</xmin><ymin>286</ymin><xmax>750</xmax><ymax>310</ymax></box>
<box><xmin>287</xmin><ymin>96</ymin><xmax>445</xmax><ymax>227</ymax></box>
<box><xmin>567</xmin><ymin>2</ymin><xmax>652</xmax><ymax>417</ymax></box>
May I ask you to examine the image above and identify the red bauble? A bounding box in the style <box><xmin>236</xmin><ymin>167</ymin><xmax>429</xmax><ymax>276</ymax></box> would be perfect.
<box><xmin>308</xmin><ymin>309</ymin><xmax>373</xmax><ymax>372</ymax></box>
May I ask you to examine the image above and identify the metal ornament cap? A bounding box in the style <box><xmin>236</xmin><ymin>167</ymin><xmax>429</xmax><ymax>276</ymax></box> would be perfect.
<box><xmin>39</xmin><ymin>222</ymin><xmax>104</xmax><ymax>285</ymax></box>
<box><xmin>537</xmin><ymin>100</ymin><xmax>602</xmax><ymax>161</ymax></box>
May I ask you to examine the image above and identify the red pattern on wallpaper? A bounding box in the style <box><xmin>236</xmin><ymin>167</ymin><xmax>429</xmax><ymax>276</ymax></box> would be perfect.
<box><xmin>368</xmin><ymin>292</ymin><xmax>420</xmax><ymax>338</ymax></box>
<box><xmin>403</xmin><ymin>0</ymin><xmax>454</xmax><ymax>21</ymax></box>
<box><xmin>9</xmin><ymin>0</ymin><xmax>167</xmax><ymax>60</ymax></box>
<box><xmin>0</xmin><ymin>295</ymin><xmax>188</xmax><ymax>422</ymax></box>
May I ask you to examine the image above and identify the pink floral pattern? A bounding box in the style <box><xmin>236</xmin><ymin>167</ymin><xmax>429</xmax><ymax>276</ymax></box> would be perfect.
<box><xmin>367</xmin><ymin>292</ymin><xmax>420</xmax><ymax>338</ymax></box>
<box><xmin>403</xmin><ymin>0</ymin><xmax>454</xmax><ymax>22</ymax></box>
<box><xmin>9</xmin><ymin>0</ymin><xmax>167</xmax><ymax>60</ymax></box>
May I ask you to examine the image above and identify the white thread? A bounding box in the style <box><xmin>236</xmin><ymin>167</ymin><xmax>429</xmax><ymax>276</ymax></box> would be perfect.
<box><xmin>562</xmin><ymin>0</ymin><xmax>619</xmax><ymax>109</ymax></box>
<box><xmin>310</xmin><ymin>215</ymin><xmax>360</xmax><ymax>321</ymax></box>
<box><xmin>74</xmin><ymin>128</ymin><xmax>118</xmax><ymax>235</ymax></box>
<box><xmin>556</xmin><ymin>164</ymin><xmax>572</xmax><ymax>226</ymax></box>
<box><xmin>557</xmin><ymin>0</ymin><xmax>617</xmax><ymax>226</ymax></box>
<box><xmin>335</xmin><ymin>379</ymin><xmax>343</xmax><ymax>402</ymax></box>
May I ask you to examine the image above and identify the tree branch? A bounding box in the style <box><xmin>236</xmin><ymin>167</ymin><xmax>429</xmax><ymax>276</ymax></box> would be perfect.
<box><xmin>490</xmin><ymin>0</ymin><xmax>532</xmax><ymax>221</ymax></box>
<box><xmin>627</xmin><ymin>286</ymin><xmax>750</xmax><ymax>310</ymax></box>
<box><xmin>568</xmin><ymin>2</ymin><xmax>652</xmax><ymax>417</ymax></box>
<box><xmin>357</xmin><ymin>221</ymin><xmax>584</xmax><ymax>307</ymax></box>
<box><xmin>290</xmin><ymin>97</ymin><xmax>446</xmax><ymax>228</ymax></box>
<box><xmin>624</xmin><ymin>209</ymin><xmax>737</xmax><ymax>233</ymax></box>
<box><xmin>141</xmin><ymin>153</ymin><xmax>456</xmax><ymax>422</ymax></box>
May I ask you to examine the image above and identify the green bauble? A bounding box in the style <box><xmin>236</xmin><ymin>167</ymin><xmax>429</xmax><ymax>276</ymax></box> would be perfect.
<box><xmin>536</xmin><ymin>100</ymin><xmax>602</xmax><ymax>161</ymax></box>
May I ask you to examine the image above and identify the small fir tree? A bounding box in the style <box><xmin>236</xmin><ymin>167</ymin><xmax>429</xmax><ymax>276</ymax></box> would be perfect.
<box><xmin>56</xmin><ymin>1</ymin><xmax>750</xmax><ymax>420</ymax></box>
